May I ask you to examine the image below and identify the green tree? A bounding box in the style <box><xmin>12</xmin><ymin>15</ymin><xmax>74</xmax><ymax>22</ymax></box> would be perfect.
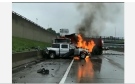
<box><xmin>46</xmin><ymin>28</ymin><xmax>56</xmax><ymax>34</ymax></box>
<box><xmin>56</xmin><ymin>33</ymin><xmax>60</xmax><ymax>36</ymax></box>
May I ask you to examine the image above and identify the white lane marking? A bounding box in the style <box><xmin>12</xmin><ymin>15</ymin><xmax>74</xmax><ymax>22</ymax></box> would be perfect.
<box><xmin>105</xmin><ymin>58</ymin><xmax>109</xmax><ymax>61</ymax></box>
<box><xmin>59</xmin><ymin>59</ymin><xmax>74</xmax><ymax>84</ymax></box>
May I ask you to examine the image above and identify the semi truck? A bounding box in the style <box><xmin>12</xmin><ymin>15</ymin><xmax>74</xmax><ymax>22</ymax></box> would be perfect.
<box><xmin>55</xmin><ymin>33</ymin><xmax>103</xmax><ymax>55</ymax></box>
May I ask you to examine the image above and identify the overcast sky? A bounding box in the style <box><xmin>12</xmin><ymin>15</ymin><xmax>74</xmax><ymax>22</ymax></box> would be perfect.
<box><xmin>12</xmin><ymin>3</ymin><xmax>124</xmax><ymax>37</ymax></box>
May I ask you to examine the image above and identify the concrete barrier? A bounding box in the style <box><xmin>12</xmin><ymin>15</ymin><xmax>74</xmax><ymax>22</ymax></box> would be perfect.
<box><xmin>12</xmin><ymin>11</ymin><xmax>56</xmax><ymax>43</ymax></box>
<box><xmin>12</xmin><ymin>50</ymin><xmax>43</xmax><ymax>68</ymax></box>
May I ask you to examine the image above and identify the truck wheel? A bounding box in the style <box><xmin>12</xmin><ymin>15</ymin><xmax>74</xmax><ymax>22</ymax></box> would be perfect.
<box><xmin>49</xmin><ymin>52</ymin><xmax>55</xmax><ymax>59</ymax></box>
<box><xmin>80</xmin><ymin>53</ymin><xmax>86</xmax><ymax>59</ymax></box>
<box><xmin>97</xmin><ymin>47</ymin><xmax>103</xmax><ymax>55</ymax></box>
<box><xmin>91</xmin><ymin>46</ymin><xmax>103</xmax><ymax>55</ymax></box>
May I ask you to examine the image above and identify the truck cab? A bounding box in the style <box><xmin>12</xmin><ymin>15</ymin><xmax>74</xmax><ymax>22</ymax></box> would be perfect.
<box><xmin>43</xmin><ymin>43</ymin><xmax>89</xmax><ymax>59</ymax></box>
<box><xmin>52</xmin><ymin>38</ymin><xmax>71</xmax><ymax>43</ymax></box>
<box><xmin>43</xmin><ymin>43</ymin><xmax>72</xmax><ymax>58</ymax></box>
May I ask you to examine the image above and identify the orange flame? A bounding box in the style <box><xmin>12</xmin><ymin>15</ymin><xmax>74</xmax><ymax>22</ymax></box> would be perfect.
<box><xmin>77</xmin><ymin>58</ymin><xmax>94</xmax><ymax>82</ymax></box>
<box><xmin>77</xmin><ymin>34</ymin><xmax>95</xmax><ymax>52</ymax></box>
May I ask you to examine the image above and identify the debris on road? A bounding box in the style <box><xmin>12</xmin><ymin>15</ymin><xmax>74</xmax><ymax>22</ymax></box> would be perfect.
<box><xmin>37</xmin><ymin>68</ymin><xmax>49</xmax><ymax>74</ymax></box>
<box><xmin>19</xmin><ymin>76</ymin><xmax>25</xmax><ymax>79</ymax></box>
<box><xmin>51</xmin><ymin>74</ymin><xmax>54</xmax><ymax>77</ymax></box>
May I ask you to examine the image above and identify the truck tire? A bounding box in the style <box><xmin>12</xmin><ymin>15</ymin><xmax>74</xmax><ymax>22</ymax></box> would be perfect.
<box><xmin>98</xmin><ymin>49</ymin><xmax>103</xmax><ymax>55</ymax></box>
<box><xmin>91</xmin><ymin>46</ymin><xmax>103</xmax><ymax>55</ymax></box>
<box><xmin>80</xmin><ymin>53</ymin><xmax>86</xmax><ymax>59</ymax></box>
<box><xmin>96</xmin><ymin>47</ymin><xmax>103</xmax><ymax>55</ymax></box>
<box><xmin>49</xmin><ymin>52</ymin><xmax>56</xmax><ymax>59</ymax></box>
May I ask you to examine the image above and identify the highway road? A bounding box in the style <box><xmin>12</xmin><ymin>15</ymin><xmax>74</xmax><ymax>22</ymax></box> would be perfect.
<box><xmin>12</xmin><ymin>50</ymin><xmax>124</xmax><ymax>83</ymax></box>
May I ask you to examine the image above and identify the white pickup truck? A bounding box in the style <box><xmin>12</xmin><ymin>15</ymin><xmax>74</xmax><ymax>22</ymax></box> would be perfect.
<box><xmin>43</xmin><ymin>43</ymin><xmax>90</xmax><ymax>59</ymax></box>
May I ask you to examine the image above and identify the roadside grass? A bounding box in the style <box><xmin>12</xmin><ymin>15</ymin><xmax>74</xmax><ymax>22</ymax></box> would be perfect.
<box><xmin>12</xmin><ymin>37</ymin><xmax>51</xmax><ymax>53</ymax></box>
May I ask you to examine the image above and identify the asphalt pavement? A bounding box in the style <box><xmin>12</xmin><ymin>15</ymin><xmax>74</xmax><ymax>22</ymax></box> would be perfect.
<box><xmin>12</xmin><ymin>50</ymin><xmax>124</xmax><ymax>83</ymax></box>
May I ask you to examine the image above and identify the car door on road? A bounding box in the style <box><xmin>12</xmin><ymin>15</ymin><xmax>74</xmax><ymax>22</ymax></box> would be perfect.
<box><xmin>60</xmin><ymin>44</ymin><xmax>69</xmax><ymax>55</ymax></box>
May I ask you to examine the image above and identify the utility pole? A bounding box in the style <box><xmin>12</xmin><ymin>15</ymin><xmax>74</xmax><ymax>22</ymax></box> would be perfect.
<box><xmin>115</xmin><ymin>27</ymin><xmax>116</xmax><ymax>37</ymax></box>
<box><xmin>115</xmin><ymin>27</ymin><xmax>116</xmax><ymax>41</ymax></box>
<box><xmin>36</xmin><ymin>18</ymin><xmax>38</xmax><ymax>24</ymax></box>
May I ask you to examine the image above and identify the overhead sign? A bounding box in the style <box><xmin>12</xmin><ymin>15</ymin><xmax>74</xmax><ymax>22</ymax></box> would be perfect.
<box><xmin>60</xmin><ymin>29</ymin><xmax>69</xmax><ymax>33</ymax></box>
<box><xmin>60</xmin><ymin>29</ymin><xmax>69</xmax><ymax>36</ymax></box>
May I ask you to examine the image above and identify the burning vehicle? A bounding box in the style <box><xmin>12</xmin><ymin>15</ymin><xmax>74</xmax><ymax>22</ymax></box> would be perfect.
<box><xmin>42</xmin><ymin>33</ymin><xmax>103</xmax><ymax>59</ymax></box>
<box><xmin>43</xmin><ymin>42</ymin><xmax>90</xmax><ymax>59</ymax></box>
<box><xmin>65</xmin><ymin>33</ymin><xmax>103</xmax><ymax>55</ymax></box>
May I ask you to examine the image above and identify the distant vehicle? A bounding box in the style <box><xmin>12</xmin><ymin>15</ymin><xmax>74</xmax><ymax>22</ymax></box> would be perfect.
<box><xmin>103</xmin><ymin>47</ymin><xmax>109</xmax><ymax>50</ymax></box>
<box><xmin>42</xmin><ymin>43</ymin><xmax>90</xmax><ymax>59</ymax></box>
